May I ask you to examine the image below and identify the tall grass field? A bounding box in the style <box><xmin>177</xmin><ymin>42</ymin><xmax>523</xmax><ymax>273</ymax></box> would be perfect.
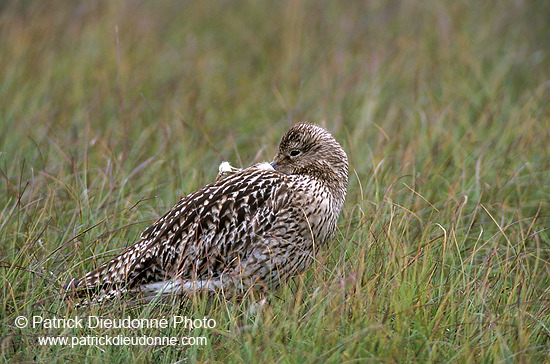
<box><xmin>1</xmin><ymin>1</ymin><xmax>548</xmax><ymax>362</ymax></box>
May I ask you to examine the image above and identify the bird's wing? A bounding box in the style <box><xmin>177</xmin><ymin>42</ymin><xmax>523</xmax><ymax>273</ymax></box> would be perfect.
<box><xmin>75</xmin><ymin>167</ymin><xmax>294</xmax><ymax>294</ymax></box>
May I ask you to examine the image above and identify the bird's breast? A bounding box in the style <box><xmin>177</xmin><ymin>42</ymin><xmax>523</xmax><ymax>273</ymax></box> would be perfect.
<box><xmin>289</xmin><ymin>177</ymin><xmax>339</xmax><ymax>245</ymax></box>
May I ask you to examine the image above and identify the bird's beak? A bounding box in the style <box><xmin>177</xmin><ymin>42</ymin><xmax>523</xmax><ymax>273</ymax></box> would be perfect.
<box><xmin>270</xmin><ymin>161</ymin><xmax>278</xmax><ymax>169</ymax></box>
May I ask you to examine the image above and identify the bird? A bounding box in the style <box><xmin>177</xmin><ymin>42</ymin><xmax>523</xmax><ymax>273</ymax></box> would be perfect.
<box><xmin>67</xmin><ymin>123</ymin><xmax>348</xmax><ymax>304</ymax></box>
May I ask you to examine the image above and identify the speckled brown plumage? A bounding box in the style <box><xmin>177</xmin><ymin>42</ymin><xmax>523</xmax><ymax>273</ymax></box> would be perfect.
<box><xmin>68</xmin><ymin>123</ymin><xmax>348</xmax><ymax>304</ymax></box>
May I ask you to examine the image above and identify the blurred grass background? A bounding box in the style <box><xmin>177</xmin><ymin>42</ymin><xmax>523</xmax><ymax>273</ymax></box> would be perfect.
<box><xmin>1</xmin><ymin>0</ymin><xmax>548</xmax><ymax>362</ymax></box>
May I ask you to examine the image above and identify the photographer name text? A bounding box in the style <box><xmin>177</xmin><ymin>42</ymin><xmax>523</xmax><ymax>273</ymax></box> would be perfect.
<box><xmin>18</xmin><ymin>315</ymin><xmax>216</xmax><ymax>330</ymax></box>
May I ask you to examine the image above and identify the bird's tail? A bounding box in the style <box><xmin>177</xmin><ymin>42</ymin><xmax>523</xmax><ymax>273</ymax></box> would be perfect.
<box><xmin>65</xmin><ymin>238</ymin><xmax>167</xmax><ymax>304</ymax></box>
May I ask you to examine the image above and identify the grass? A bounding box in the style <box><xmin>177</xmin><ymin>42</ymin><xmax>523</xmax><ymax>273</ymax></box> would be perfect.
<box><xmin>1</xmin><ymin>0</ymin><xmax>549</xmax><ymax>362</ymax></box>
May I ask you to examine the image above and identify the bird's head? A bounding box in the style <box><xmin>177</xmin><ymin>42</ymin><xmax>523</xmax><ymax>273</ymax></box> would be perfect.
<box><xmin>271</xmin><ymin>123</ymin><xmax>348</xmax><ymax>193</ymax></box>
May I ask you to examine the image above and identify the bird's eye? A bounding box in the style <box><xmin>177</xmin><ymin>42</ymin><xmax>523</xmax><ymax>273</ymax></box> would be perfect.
<box><xmin>289</xmin><ymin>150</ymin><xmax>301</xmax><ymax>157</ymax></box>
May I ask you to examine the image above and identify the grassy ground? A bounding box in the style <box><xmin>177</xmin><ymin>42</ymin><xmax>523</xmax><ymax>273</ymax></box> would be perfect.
<box><xmin>1</xmin><ymin>1</ymin><xmax>548</xmax><ymax>362</ymax></box>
